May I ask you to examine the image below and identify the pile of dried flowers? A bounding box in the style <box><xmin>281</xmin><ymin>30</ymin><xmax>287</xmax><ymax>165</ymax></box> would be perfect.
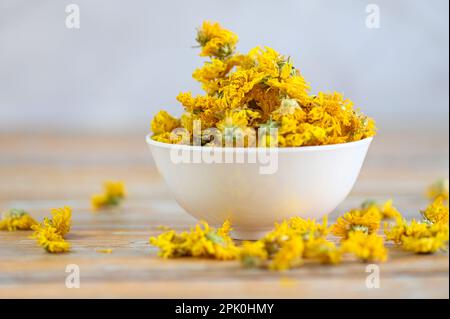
<box><xmin>150</xmin><ymin>21</ymin><xmax>376</xmax><ymax>147</ymax></box>
<box><xmin>150</xmin><ymin>179</ymin><xmax>449</xmax><ymax>271</ymax></box>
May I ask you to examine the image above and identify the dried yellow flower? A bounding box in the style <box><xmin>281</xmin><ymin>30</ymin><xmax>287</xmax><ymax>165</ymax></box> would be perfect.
<box><xmin>239</xmin><ymin>241</ymin><xmax>269</xmax><ymax>268</ymax></box>
<box><xmin>149</xmin><ymin>220</ymin><xmax>239</xmax><ymax>260</ymax></box>
<box><xmin>104</xmin><ymin>181</ymin><xmax>126</xmax><ymax>198</ymax></box>
<box><xmin>331</xmin><ymin>209</ymin><xmax>381</xmax><ymax>239</ymax></box>
<box><xmin>192</xmin><ymin>56</ymin><xmax>247</xmax><ymax>94</ymax></box>
<box><xmin>384</xmin><ymin>219</ymin><xmax>406</xmax><ymax>245</ymax></box>
<box><xmin>384</xmin><ymin>190</ymin><xmax>449</xmax><ymax>254</ymax></box>
<box><xmin>303</xmin><ymin>237</ymin><xmax>342</xmax><ymax>264</ymax></box>
<box><xmin>151</xmin><ymin>110</ymin><xmax>181</xmax><ymax>136</ymax></box>
<box><xmin>421</xmin><ymin>198</ymin><xmax>449</xmax><ymax>225</ymax></box>
<box><xmin>151</xmin><ymin>21</ymin><xmax>376</xmax><ymax>147</ymax></box>
<box><xmin>400</xmin><ymin>232</ymin><xmax>448</xmax><ymax>254</ymax></box>
<box><xmin>385</xmin><ymin>219</ymin><xmax>448</xmax><ymax>254</ymax></box>
<box><xmin>400</xmin><ymin>231</ymin><xmax>448</xmax><ymax>254</ymax></box>
<box><xmin>32</xmin><ymin>225</ymin><xmax>70</xmax><ymax>253</ymax></box>
<box><xmin>0</xmin><ymin>208</ymin><xmax>37</xmax><ymax>231</ymax></box>
<box><xmin>341</xmin><ymin>231</ymin><xmax>387</xmax><ymax>262</ymax></box>
<box><xmin>91</xmin><ymin>193</ymin><xmax>109</xmax><ymax>210</ymax></box>
<box><xmin>91</xmin><ymin>180</ymin><xmax>126</xmax><ymax>211</ymax></box>
<box><xmin>385</xmin><ymin>198</ymin><xmax>448</xmax><ymax>254</ymax></box>
<box><xmin>269</xmin><ymin>237</ymin><xmax>304</xmax><ymax>271</ymax></box>
<box><xmin>361</xmin><ymin>199</ymin><xmax>402</xmax><ymax>220</ymax></box>
<box><xmin>151</xmin><ymin>131</ymin><xmax>185</xmax><ymax>144</ymax></box>
<box><xmin>287</xmin><ymin>216</ymin><xmax>329</xmax><ymax>239</ymax></box>
<box><xmin>31</xmin><ymin>206</ymin><xmax>72</xmax><ymax>253</ymax></box>
<box><xmin>49</xmin><ymin>206</ymin><xmax>71</xmax><ymax>236</ymax></box>
<box><xmin>196</xmin><ymin>21</ymin><xmax>238</xmax><ymax>58</ymax></box>
<box><xmin>238</xmin><ymin>216</ymin><xmax>331</xmax><ymax>270</ymax></box>
<box><xmin>150</xmin><ymin>186</ymin><xmax>447</xmax><ymax>270</ymax></box>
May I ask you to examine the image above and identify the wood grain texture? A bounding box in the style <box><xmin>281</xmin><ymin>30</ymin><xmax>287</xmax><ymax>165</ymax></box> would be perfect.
<box><xmin>0</xmin><ymin>131</ymin><xmax>448</xmax><ymax>299</ymax></box>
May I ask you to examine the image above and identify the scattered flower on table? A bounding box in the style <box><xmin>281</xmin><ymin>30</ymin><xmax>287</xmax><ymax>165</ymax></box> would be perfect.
<box><xmin>255</xmin><ymin>217</ymin><xmax>337</xmax><ymax>269</ymax></box>
<box><xmin>0</xmin><ymin>208</ymin><xmax>37</xmax><ymax>231</ymax></box>
<box><xmin>385</xmin><ymin>219</ymin><xmax>448</xmax><ymax>254</ymax></box>
<box><xmin>331</xmin><ymin>208</ymin><xmax>381</xmax><ymax>239</ymax></box>
<box><xmin>151</xmin><ymin>216</ymin><xmax>341</xmax><ymax>271</ymax></box>
<box><xmin>385</xmin><ymin>199</ymin><xmax>449</xmax><ymax>254</ymax></box>
<box><xmin>341</xmin><ymin>231</ymin><xmax>388</xmax><ymax>262</ymax></box>
<box><xmin>330</xmin><ymin>199</ymin><xmax>401</xmax><ymax>240</ymax></box>
<box><xmin>49</xmin><ymin>206</ymin><xmax>72</xmax><ymax>236</ymax></box>
<box><xmin>421</xmin><ymin>198</ymin><xmax>449</xmax><ymax>225</ymax></box>
<box><xmin>269</xmin><ymin>237</ymin><xmax>304</xmax><ymax>271</ymax></box>
<box><xmin>31</xmin><ymin>206</ymin><xmax>72</xmax><ymax>253</ymax></box>
<box><xmin>150</xmin><ymin>186</ymin><xmax>448</xmax><ymax>271</ymax></box>
<box><xmin>32</xmin><ymin>225</ymin><xmax>70</xmax><ymax>253</ymax></box>
<box><xmin>91</xmin><ymin>180</ymin><xmax>126</xmax><ymax>211</ymax></box>
<box><xmin>361</xmin><ymin>199</ymin><xmax>402</xmax><ymax>220</ymax></box>
<box><xmin>240</xmin><ymin>241</ymin><xmax>269</xmax><ymax>268</ymax></box>
<box><xmin>149</xmin><ymin>220</ymin><xmax>239</xmax><ymax>260</ymax></box>
<box><xmin>303</xmin><ymin>237</ymin><xmax>341</xmax><ymax>265</ymax></box>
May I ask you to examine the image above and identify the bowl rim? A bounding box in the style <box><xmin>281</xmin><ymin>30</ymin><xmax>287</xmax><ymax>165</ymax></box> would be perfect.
<box><xmin>146</xmin><ymin>134</ymin><xmax>373</xmax><ymax>153</ymax></box>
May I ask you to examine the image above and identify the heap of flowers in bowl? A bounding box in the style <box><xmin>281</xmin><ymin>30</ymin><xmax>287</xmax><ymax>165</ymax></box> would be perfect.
<box><xmin>147</xmin><ymin>21</ymin><xmax>376</xmax><ymax>239</ymax></box>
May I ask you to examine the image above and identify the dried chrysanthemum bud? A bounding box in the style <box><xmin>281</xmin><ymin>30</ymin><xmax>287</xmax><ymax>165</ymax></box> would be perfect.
<box><xmin>421</xmin><ymin>198</ymin><xmax>449</xmax><ymax>225</ymax></box>
<box><xmin>341</xmin><ymin>231</ymin><xmax>387</xmax><ymax>262</ymax></box>
<box><xmin>195</xmin><ymin>21</ymin><xmax>238</xmax><ymax>58</ymax></box>
<box><xmin>31</xmin><ymin>206</ymin><xmax>72</xmax><ymax>253</ymax></box>
<box><xmin>150</xmin><ymin>21</ymin><xmax>376</xmax><ymax>148</ymax></box>
<box><xmin>91</xmin><ymin>181</ymin><xmax>126</xmax><ymax>211</ymax></box>
<box><xmin>0</xmin><ymin>208</ymin><xmax>37</xmax><ymax>231</ymax></box>
<box><xmin>385</xmin><ymin>196</ymin><xmax>449</xmax><ymax>255</ymax></box>
<box><xmin>331</xmin><ymin>209</ymin><xmax>381</xmax><ymax>239</ymax></box>
<box><xmin>149</xmin><ymin>220</ymin><xmax>239</xmax><ymax>260</ymax></box>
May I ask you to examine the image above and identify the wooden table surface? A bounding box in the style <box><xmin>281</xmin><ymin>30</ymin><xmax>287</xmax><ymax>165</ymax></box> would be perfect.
<box><xmin>0</xmin><ymin>131</ymin><xmax>448</xmax><ymax>299</ymax></box>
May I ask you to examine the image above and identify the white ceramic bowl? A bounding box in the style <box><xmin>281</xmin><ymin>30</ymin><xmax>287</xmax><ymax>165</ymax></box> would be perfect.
<box><xmin>146</xmin><ymin>135</ymin><xmax>373</xmax><ymax>240</ymax></box>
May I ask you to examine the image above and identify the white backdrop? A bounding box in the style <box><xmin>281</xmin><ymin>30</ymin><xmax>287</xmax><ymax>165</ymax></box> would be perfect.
<box><xmin>0</xmin><ymin>0</ymin><xmax>448</xmax><ymax>134</ymax></box>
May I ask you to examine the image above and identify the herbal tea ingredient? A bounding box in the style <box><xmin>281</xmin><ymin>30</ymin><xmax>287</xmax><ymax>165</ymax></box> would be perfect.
<box><xmin>0</xmin><ymin>208</ymin><xmax>37</xmax><ymax>231</ymax></box>
<box><xmin>385</xmin><ymin>198</ymin><xmax>449</xmax><ymax>254</ymax></box>
<box><xmin>239</xmin><ymin>217</ymin><xmax>341</xmax><ymax>270</ymax></box>
<box><xmin>331</xmin><ymin>209</ymin><xmax>381</xmax><ymax>239</ymax></box>
<box><xmin>150</xmin><ymin>196</ymin><xmax>448</xmax><ymax>271</ymax></box>
<box><xmin>149</xmin><ymin>220</ymin><xmax>239</xmax><ymax>260</ymax></box>
<box><xmin>340</xmin><ymin>232</ymin><xmax>387</xmax><ymax>262</ymax></box>
<box><xmin>91</xmin><ymin>180</ymin><xmax>127</xmax><ymax>211</ymax></box>
<box><xmin>421</xmin><ymin>197</ymin><xmax>449</xmax><ymax>225</ymax></box>
<box><xmin>3</xmin><ymin>180</ymin><xmax>446</xmax><ymax>266</ymax></box>
<box><xmin>330</xmin><ymin>198</ymin><xmax>403</xmax><ymax>240</ymax></box>
<box><xmin>150</xmin><ymin>21</ymin><xmax>376</xmax><ymax>147</ymax></box>
<box><xmin>31</xmin><ymin>206</ymin><xmax>72</xmax><ymax>253</ymax></box>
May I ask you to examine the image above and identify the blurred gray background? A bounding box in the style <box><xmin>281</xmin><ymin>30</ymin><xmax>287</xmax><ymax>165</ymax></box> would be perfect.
<box><xmin>0</xmin><ymin>0</ymin><xmax>448</xmax><ymax>134</ymax></box>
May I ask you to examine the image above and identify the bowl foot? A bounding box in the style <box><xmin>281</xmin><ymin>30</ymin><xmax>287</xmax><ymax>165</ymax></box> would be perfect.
<box><xmin>231</xmin><ymin>228</ymin><xmax>272</xmax><ymax>240</ymax></box>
